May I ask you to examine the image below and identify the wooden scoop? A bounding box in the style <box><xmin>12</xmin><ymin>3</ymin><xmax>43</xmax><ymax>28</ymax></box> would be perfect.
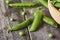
<box><xmin>48</xmin><ymin>0</ymin><xmax>60</xmax><ymax>24</ymax></box>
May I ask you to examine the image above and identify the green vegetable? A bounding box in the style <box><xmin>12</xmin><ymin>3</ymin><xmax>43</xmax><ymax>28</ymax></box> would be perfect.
<box><xmin>21</xmin><ymin>12</ymin><xmax>26</xmax><ymax>16</ymax></box>
<box><xmin>43</xmin><ymin>16</ymin><xmax>58</xmax><ymax>28</ymax></box>
<box><xmin>7</xmin><ymin>18</ymin><xmax>33</xmax><ymax>32</ymax></box>
<box><xmin>9</xmin><ymin>2</ymin><xmax>39</xmax><ymax>8</ymax></box>
<box><xmin>59</xmin><ymin>9</ymin><xmax>60</xmax><ymax>11</ymax></box>
<box><xmin>29</xmin><ymin>8</ymin><xmax>43</xmax><ymax>32</ymax></box>
<box><xmin>34</xmin><ymin>8</ymin><xmax>58</xmax><ymax>28</ymax></box>
<box><xmin>52</xmin><ymin>0</ymin><xmax>57</xmax><ymax>5</ymax></box>
<box><xmin>10</xmin><ymin>18</ymin><xmax>14</xmax><ymax>21</ymax></box>
<box><xmin>19</xmin><ymin>31</ymin><xmax>24</xmax><ymax>36</ymax></box>
<box><xmin>48</xmin><ymin>33</ymin><xmax>54</xmax><ymax>38</ymax></box>
<box><xmin>6</xmin><ymin>0</ymin><xmax>9</xmax><ymax>4</ymax></box>
<box><xmin>38</xmin><ymin>0</ymin><xmax>48</xmax><ymax>8</ymax></box>
<box><xmin>50</xmin><ymin>0</ymin><xmax>60</xmax><ymax>10</ymax></box>
<box><xmin>56</xmin><ymin>0</ymin><xmax>60</xmax><ymax>2</ymax></box>
<box><xmin>54</xmin><ymin>2</ymin><xmax>60</xmax><ymax>8</ymax></box>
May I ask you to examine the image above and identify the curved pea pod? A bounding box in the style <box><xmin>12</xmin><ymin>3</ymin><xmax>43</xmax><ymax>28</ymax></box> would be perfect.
<box><xmin>38</xmin><ymin>0</ymin><xmax>48</xmax><ymax>8</ymax></box>
<box><xmin>9</xmin><ymin>2</ymin><xmax>39</xmax><ymax>8</ymax></box>
<box><xmin>29</xmin><ymin>8</ymin><xmax>43</xmax><ymax>32</ymax></box>
<box><xmin>43</xmin><ymin>16</ymin><xmax>58</xmax><ymax>28</ymax></box>
<box><xmin>54</xmin><ymin>2</ymin><xmax>60</xmax><ymax>8</ymax></box>
<box><xmin>7</xmin><ymin>18</ymin><xmax>33</xmax><ymax>32</ymax></box>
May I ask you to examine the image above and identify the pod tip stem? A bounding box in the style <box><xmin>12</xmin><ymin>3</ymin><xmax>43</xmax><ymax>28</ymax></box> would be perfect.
<box><xmin>7</xmin><ymin>28</ymin><xmax>12</xmax><ymax>33</ymax></box>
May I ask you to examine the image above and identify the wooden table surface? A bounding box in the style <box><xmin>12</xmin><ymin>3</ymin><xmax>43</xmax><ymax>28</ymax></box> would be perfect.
<box><xmin>0</xmin><ymin>0</ymin><xmax>60</xmax><ymax>40</ymax></box>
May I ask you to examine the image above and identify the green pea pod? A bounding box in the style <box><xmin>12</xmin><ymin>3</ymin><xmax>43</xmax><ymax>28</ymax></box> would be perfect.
<box><xmin>38</xmin><ymin>0</ymin><xmax>48</xmax><ymax>8</ymax></box>
<box><xmin>29</xmin><ymin>8</ymin><xmax>43</xmax><ymax>32</ymax></box>
<box><xmin>43</xmin><ymin>16</ymin><xmax>58</xmax><ymax>28</ymax></box>
<box><xmin>54</xmin><ymin>2</ymin><xmax>60</xmax><ymax>8</ymax></box>
<box><xmin>9</xmin><ymin>2</ymin><xmax>39</xmax><ymax>8</ymax></box>
<box><xmin>7</xmin><ymin>18</ymin><xmax>33</xmax><ymax>32</ymax></box>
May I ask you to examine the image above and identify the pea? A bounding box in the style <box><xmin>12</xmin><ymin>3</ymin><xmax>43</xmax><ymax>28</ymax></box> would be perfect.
<box><xmin>10</xmin><ymin>18</ymin><xmax>14</xmax><ymax>21</ymax></box>
<box><xmin>43</xmin><ymin>16</ymin><xmax>58</xmax><ymax>28</ymax></box>
<box><xmin>53</xmin><ymin>1</ymin><xmax>57</xmax><ymax>5</ymax></box>
<box><xmin>8</xmin><ymin>2</ymin><xmax>39</xmax><ymax>8</ymax></box>
<box><xmin>29</xmin><ymin>8</ymin><xmax>43</xmax><ymax>32</ymax></box>
<box><xmin>21</xmin><ymin>12</ymin><xmax>26</xmax><ymax>16</ymax></box>
<box><xmin>6</xmin><ymin>0</ymin><xmax>9</xmax><ymax>4</ymax></box>
<box><xmin>54</xmin><ymin>2</ymin><xmax>60</xmax><ymax>8</ymax></box>
<box><xmin>48</xmin><ymin>33</ymin><xmax>54</xmax><ymax>38</ymax></box>
<box><xmin>7</xmin><ymin>18</ymin><xmax>33</xmax><ymax>32</ymax></box>
<box><xmin>19</xmin><ymin>31</ymin><xmax>24</xmax><ymax>36</ymax></box>
<box><xmin>38</xmin><ymin>0</ymin><xmax>48</xmax><ymax>8</ymax></box>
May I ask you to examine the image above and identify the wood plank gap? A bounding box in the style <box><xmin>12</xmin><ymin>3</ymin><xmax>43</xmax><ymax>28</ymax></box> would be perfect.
<box><xmin>20</xmin><ymin>0</ymin><xmax>32</xmax><ymax>40</ymax></box>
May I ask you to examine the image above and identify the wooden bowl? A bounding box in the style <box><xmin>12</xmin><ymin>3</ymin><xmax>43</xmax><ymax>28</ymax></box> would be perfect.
<box><xmin>48</xmin><ymin>0</ymin><xmax>60</xmax><ymax>25</ymax></box>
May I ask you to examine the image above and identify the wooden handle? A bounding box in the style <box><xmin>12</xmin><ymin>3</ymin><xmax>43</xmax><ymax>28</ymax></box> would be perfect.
<box><xmin>48</xmin><ymin>0</ymin><xmax>60</xmax><ymax>24</ymax></box>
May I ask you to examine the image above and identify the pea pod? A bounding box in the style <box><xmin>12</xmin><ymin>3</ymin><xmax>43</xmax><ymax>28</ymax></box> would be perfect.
<box><xmin>34</xmin><ymin>9</ymin><xmax>58</xmax><ymax>28</ymax></box>
<box><xmin>7</xmin><ymin>18</ymin><xmax>33</xmax><ymax>32</ymax></box>
<box><xmin>38</xmin><ymin>0</ymin><xmax>48</xmax><ymax>8</ymax></box>
<box><xmin>29</xmin><ymin>8</ymin><xmax>43</xmax><ymax>32</ymax></box>
<box><xmin>9</xmin><ymin>2</ymin><xmax>39</xmax><ymax>8</ymax></box>
<box><xmin>43</xmin><ymin>16</ymin><xmax>58</xmax><ymax>28</ymax></box>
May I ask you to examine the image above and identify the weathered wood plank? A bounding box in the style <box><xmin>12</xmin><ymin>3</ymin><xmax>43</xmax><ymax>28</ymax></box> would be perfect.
<box><xmin>0</xmin><ymin>0</ymin><xmax>60</xmax><ymax>40</ymax></box>
<box><xmin>0</xmin><ymin>8</ymin><xmax>6</xmax><ymax>40</ymax></box>
<box><xmin>0</xmin><ymin>0</ymin><xmax>30</xmax><ymax>40</ymax></box>
<box><xmin>0</xmin><ymin>0</ymin><xmax>6</xmax><ymax>15</ymax></box>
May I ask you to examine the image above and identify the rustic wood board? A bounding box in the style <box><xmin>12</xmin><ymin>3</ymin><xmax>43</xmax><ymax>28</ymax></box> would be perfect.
<box><xmin>0</xmin><ymin>0</ymin><xmax>30</xmax><ymax>40</ymax></box>
<box><xmin>0</xmin><ymin>0</ymin><xmax>60</xmax><ymax>40</ymax></box>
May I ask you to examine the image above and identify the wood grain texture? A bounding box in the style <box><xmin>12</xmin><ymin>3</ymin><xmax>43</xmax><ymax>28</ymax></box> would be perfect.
<box><xmin>21</xmin><ymin>0</ymin><xmax>60</xmax><ymax>40</ymax></box>
<box><xmin>0</xmin><ymin>0</ymin><xmax>30</xmax><ymax>40</ymax></box>
<box><xmin>0</xmin><ymin>0</ymin><xmax>60</xmax><ymax>40</ymax></box>
<box><xmin>25</xmin><ymin>8</ymin><xmax>60</xmax><ymax>40</ymax></box>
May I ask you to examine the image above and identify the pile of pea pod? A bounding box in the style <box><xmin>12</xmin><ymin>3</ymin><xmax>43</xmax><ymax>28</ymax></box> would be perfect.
<box><xmin>50</xmin><ymin>0</ymin><xmax>60</xmax><ymax>10</ymax></box>
<box><xmin>6</xmin><ymin>0</ymin><xmax>58</xmax><ymax>33</ymax></box>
